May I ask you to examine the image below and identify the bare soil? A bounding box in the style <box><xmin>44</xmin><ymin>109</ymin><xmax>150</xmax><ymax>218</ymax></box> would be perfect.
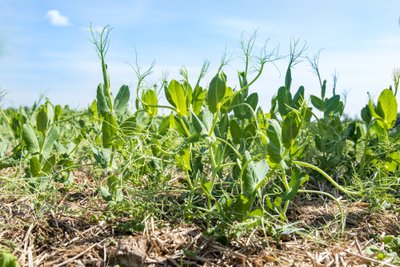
<box><xmin>0</xmin><ymin>169</ymin><xmax>399</xmax><ymax>266</ymax></box>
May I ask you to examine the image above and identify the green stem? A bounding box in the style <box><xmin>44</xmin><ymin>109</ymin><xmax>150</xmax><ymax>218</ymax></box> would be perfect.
<box><xmin>219</xmin><ymin>62</ymin><xmax>265</xmax><ymax>108</ymax></box>
<box><xmin>293</xmin><ymin>160</ymin><xmax>362</xmax><ymax>196</ymax></box>
<box><xmin>280</xmin><ymin>167</ymin><xmax>291</xmax><ymax>218</ymax></box>
<box><xmin>209</xmin><ymin>145</ymin><xmax>217</xmax><ymax>170</ymax></box>
<box><xmin>109</xmin><ymin>145</ymin><xmax>115</xmax><ymax>168</ymax></box>
<box><xmin>177</xmin><ymin>116</ymin><xmax>190</xmax><ymax>137</ymax></box>
<box><xmin>208</xmin><ymin>109</ymin><xmax>220</xmax><ymax>137</ymax></box>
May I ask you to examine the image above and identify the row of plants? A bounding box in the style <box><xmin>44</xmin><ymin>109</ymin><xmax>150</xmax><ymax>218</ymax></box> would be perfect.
<box><xmin>0</xmin><ymin>28</ymin><xmax>399</xmax><ymax>249</ymax></box>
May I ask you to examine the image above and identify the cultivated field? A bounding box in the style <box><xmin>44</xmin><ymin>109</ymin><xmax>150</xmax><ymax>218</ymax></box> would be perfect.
<box><xmin>0</xmin><ymin>28</ymin><xmax>399</xmax><ymax>266</ymax></box>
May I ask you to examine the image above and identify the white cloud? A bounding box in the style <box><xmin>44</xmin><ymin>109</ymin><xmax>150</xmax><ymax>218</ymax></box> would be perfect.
<box><xmin>46</xmin><ymin>10</ymin><xmax>69</xmax><ymax>26</ymax></box>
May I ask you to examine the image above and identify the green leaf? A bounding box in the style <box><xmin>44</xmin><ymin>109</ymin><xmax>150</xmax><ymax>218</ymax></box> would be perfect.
<box><xmin>192</xmin><ymin>112</ymin><xmax>208</xmax><ymax>136</ymax></box>
<box><xmin>89</xmin><ymin>100</ymin><xmax>99</xmax><ymax>121</ymax></box>
<box><xmin>201</xmin><ymin>180</ymin><xmax>213</xmax><ymax>198</ymax></box>
<box><xmin>232</xmin><ymin>93</ymin><xmax>246</xmax><ymax>118</ymax></box>
<box><xmin>267</xmin><ymin>119</ymin><xmax>283</xmax><ymax>164</ymax></box>
<box><xmin>277</xmin><ymin>86</ymin><xmax>292</xmax><ymax>116</ymax></box>
<box><xmin>192</xmin><ymin>86</ymin><xmax>205</xmax><ymax>115</ymax></box>
<box><xmin>36</xmin><ymin>107</ymin><xmax>48</xmax><ymax>133</ymax></box>
<box><xmin>54</xmin><ymin>104</ymin><xmax>62</xmax><ymax>121</ymax></box>
<box><xmin>22</xmin><ymin>124</ymin><xmax>40</xmax><ymax>154</ymax></box>
<box><xmin>41</xmin><ymin>127</ymin><xmax>58</xmax><ymax>159</ymax></box>
<box><xmin>233</xmin><ymin>194</ymin><xmax>251</xmax><ymax>217</ymax></box>
<box><xmin>182</xmin><ymin>81</ymin><xmax>193</xmax><ymax>109</ymax></box>
<box><xmin>202</xmin><ymin>108</ymin><xmax>213</xmax><ymax>132</ymax></box>
<box><xmin>238</xmin><ymin>71</ymin><xmax>248</xmax><ymax>95</ymax></box>
<box><xmin>29</xmin><ymin>156</ymin><xmax>41</xmax><ymax>177</ymax></box>
<box><xmin>244</xmin><ymin>122</ymin><xmax>257</xmax><ymax>140</ymax></box>
<box><xmin>214</xmin><ymin>143</ymin><xmax>225</xmax><ymax>166</ymax></box>
<box><xmin>176</xmin><ymin>148</ymin><xmax>191</xmax><ymax>172</ymax></box>
<box><xmin>42</xmin><ymin>155</ymin><xmax>56</xmax><ymax>174</ymax></box>
<box><xmin>102</xmin><ymin>113</ymin><xmax>118</xmax><ymax>148</ymax></box>
<box><xmin>321</xmin><ymin>80</ymin><xmax>327</xmax><ymax>99</ymax></box>
<box><xmin>282</xmin><ymin>110</ymin><xmax>301</xmax><ymax>149</ymax></box>
<box><xmin>361</xmin><ymin>105</ymin><xmax>372</xmax><ymax>124</ymax></box>
<box><xmin>114</xmin><ymin>85</ymin><xmax>130</xmax><ymax>114</ymax></box>
<box><xmin>96</xmin><ymin>83</ymin><xmax>111</xmax><ymax>115</ymax></box>
<box><xmin>325</xmin><ymin>95</ymin><xmax>342</xmax><ymax>116</ymax></box>
<box><xmin>285</xmin><ymin>67</ymin><xmax>292</xmax><ymax>91</ymax></box>
<box><xmin>310</xmin><ymin>95</ymin><xmax>325</xmax><ymax>111</ymax></box>
<box><xmin>229</xmin><ymin>119</ymin><xmax>241</xmax><ymax>144</ymax></box>
<box><xmin>142</xmin><ymin>89</ymin><xmax>158</xmax><ymax>116</ymax></box>
<box><xmin>292</xmin><ymin>86</ymin><xmax>304</xmax><ymax>109</ymax></box>
<box><xmin>172</xmin><ymin>115</ymin><xmax>189</xmax><ymax>137</ymax></box>
<box><xmin>283</xmin><ymin>166</ymin><xmax>309</xmax><ymax>201</ymax></box>
<box><xmin>107</xmin><ymin>175</ymin><xmax>123</xmax><ymax>202</ymax></box>
<box><xmin>220</xmin><ymin>86</ymin><xmax>233</xmax><ymax>113</ymax></box>
<box><xmin>385</xmin><ymin>152</ymin><xmax>400</xmax><ymax>172</ymax></box>
<box><xmin>208</xmin><ymin>72</ymin><xmax>226</xmax><ymax>113</ymax></box>
<box><xmin>215</xmin><ymin>114</ymin><xmax>229</xmax><ymax>139</ymax></box>
<box><xmin>166</xmin><ymin>80</ymin><xmax>188</xmax><ymax>116</ymax></box>
<box><xmin>368</xmin><ymin>98</ymin><xmax>381</xmax><ymax>118</ymax></box>
<box><xmin>0</xmin><ymin>250</ymin><xmax>20</xmax><ymax>267</ymax></box>
<box><xmin>100</xmin><ymin>186</ymin><xmax>112</xmax><ymax>202</ymax></box>
<box><xmin>92</xmin><ymin>147</ymin><xmax>111</xmax><ymax>168</ymax></box>
<box><xmin>247</xmin><ymin>93</ymin><xmax>258</xmax><ymax>110</ymax></box>
<box><xmin>249</xmin><ymin>208</ymin><xmax>263</xmax><ymax>217</ymax></box>
<box><xmin>376</xmin><ymin>89</ymin><xmax>398</xmax><ymax>128</ymax></box>
<box><xmin>242</xmin><ymin>151</ymin><xmax>269</xmax><ymax>198</ymax></box>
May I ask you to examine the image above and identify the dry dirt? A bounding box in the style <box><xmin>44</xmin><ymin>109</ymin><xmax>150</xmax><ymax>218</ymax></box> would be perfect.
<box><xmin>0</xmin><ymin>169</ymin><xmax>399</xmax><ymax>266</ymax></box>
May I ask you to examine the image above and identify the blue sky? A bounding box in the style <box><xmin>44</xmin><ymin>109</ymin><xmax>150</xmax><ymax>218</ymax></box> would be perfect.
<box><xmin>0</xmin><ymin>1</ymin><xmax>399</xmax><ymax>116</ymax></box>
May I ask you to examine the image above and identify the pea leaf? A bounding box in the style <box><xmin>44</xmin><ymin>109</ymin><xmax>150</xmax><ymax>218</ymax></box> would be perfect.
<box><xmin>285</xmin><ymin>67</ymin><xmax>292</xmax><ymax>91</ymax></box>
<box><xmin>114</xmin><ymin>85</ymin><xmax>130</xmax><ymax>115</ymax></box>
<box><xmin>229</xmin><ymin>119</ymin><xmax>241</xmax><ymax>144</ymax></box>
<box><xmin>267</xmin><ymin>119</ymin><xmax>283</xmax><ymax>164</ymax></box>
<box><xmin>29</xmin><ymin>156</ymin><xmax>41</xmax><ymax>177</ymax></box>
<box><xmin>37</xmin><ymin>106</ymin><xmax>49</xmax><ymax>133</ymax></box>
<box><xmin>22</xmin><ymin>124</ymin><xmax>40</xmax><ymax>155</ymax></box>
<box><xmin>361</xmin><ymin>104</ymin><xmax>372</xmax><ymax>124</ymax></box>
<box><xmin>142</xmin><ymin>89</ymin><xmax>158</xmax><ymax>116</ymax></box>
<box><xmin>96</xmin><ymin>83</ymin><xmax>111</xmax><ymax>115</ymax></box>
<box><xmin>277</xmin><ymin>86</ymin><xmax>291</xmax><ymax>116</ymax></box>
<box><xmin>242</xmin><ymin>151</ymin><xmax>269</xmax><ymax>198</ymax></box>
<box><xmin>283</xmin><ymin>166</ymin><xmax>309</xmax><ymax>201</ymax></box>
<box><xmin>292</xmin><ymin>86</ymin><xmax>304</xmax><ymax>109</ymax></box>
<box><xmin>247</xmin><ymin>93</ymin><xmax>258</xmax><ymax>110</ymax></box>
<box><xmin>282</xmin><ymin>110</ymin><xmax>301</xmax><ymax>149</ymax></box>
<box><xmin>208</xmin><ymin>72</ymin><xmax>226</xmax><ymax>113</ymax></box>
<box><xmin>0</xmin><ymin>250</ymin><xmax>20</xmax><ymax>267</ymax></box>
<box><xmin>325</xmin><ymin>95</ymin><xmax>342</xmax><ymax>116</ymax></box>
<box><xmin>41</xmin><ymin>127</ymin><xmax>58</xmax><ymax>159</ymax></box>
<box><xmin>192</xmin><ymin>86</ymin><xmax>205</xmax><ymax>115</ymax></box>
<box><xmin>376</xmin><ymin>89</ymin><xmax>398</xmax><ymax>128</ymax></box>
<box><xmin>102</xmin><ymin>113</ymin><xmax>118</xmax><ymax>148</ymax></box>
<box><xmin>310</xmin><ymin>95</ymin><xmax>325</xmax><ymax>111</ymax></box>
<box><xmin>166</xmin><ymin>80</ymin><xmax>188</xmax><ymax>116</ymax></box>
<box><xmin>191</xmin><ymin>112</ymin><xmax>208</xmax><ymax>136</ymax></box>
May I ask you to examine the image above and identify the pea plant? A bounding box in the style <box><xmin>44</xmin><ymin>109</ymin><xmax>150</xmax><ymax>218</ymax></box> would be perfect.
<box><xmin>0</xmin><ymin>26</ymin><xmax>398</xmax><ymax>243</ymax></box>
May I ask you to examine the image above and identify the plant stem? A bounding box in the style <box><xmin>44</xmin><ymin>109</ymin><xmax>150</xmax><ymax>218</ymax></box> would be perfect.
<box><xmin>293</xmin><ymin>160</ymin><xmax>362</xmax><ymax>196</ymax></box>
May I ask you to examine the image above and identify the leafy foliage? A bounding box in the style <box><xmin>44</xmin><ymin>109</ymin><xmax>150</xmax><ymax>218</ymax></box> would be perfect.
<box><xmin>0</xmin><ymin>28</ymin><xmax>398</xmax><ymax>244</ymax></box>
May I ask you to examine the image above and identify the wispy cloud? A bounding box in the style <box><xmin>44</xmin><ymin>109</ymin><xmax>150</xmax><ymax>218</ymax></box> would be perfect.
<box><xmin>46</xmin><ymin>10</ymin><xmax>70</xmax><ymax>26</ymax></box>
